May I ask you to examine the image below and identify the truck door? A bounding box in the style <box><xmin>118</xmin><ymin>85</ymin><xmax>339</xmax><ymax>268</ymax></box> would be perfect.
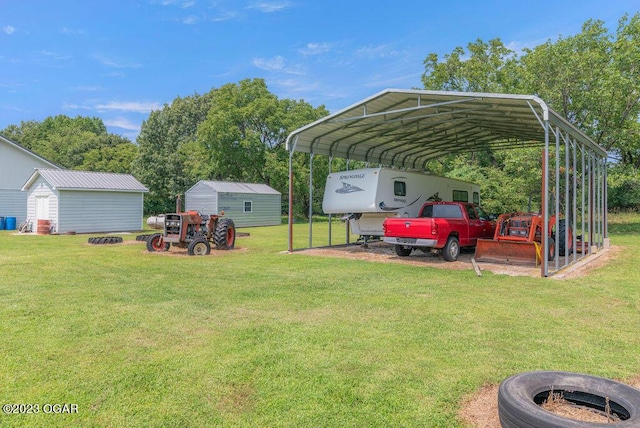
<box><xmin>465</xmin><ymin>204</ymin><xmax>483</xmax><ymax>245</ymax></box>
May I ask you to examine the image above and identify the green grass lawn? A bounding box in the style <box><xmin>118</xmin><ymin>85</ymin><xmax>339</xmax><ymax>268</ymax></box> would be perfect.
<box><xmin>1</xmin><ymin>215</ymin><xmax>640</xmax><ymax>427</ymax></box>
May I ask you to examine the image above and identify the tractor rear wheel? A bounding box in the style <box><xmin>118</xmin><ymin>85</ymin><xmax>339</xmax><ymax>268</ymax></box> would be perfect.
<box><xmin>187</xmin><ymin>238</ymin><xmax>211</xmax><ymax>256</ymax></box>
<box><xmin>214</xmin><ymin>218</ymin><xmax>236</xmax><ymax>250</ymax></box>
<box><xmin>146</xmin><ymin>233</ymin><xmax>170</xmax><ymax>252</ymax></box>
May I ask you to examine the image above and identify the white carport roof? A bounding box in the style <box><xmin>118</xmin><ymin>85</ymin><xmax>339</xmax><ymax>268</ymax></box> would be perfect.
<box><xmin>286</xmin><ymin>89</ymin><xmax>606</xmax><ymax>169</ymax></box>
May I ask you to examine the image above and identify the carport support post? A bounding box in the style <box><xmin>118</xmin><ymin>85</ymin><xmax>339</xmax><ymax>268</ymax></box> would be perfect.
<box><xmin>287</xmin><ymin>135</ymin><xmax>298</xmax><ymax>252</ymax></box>
<box><xmin>308</xmin><ymin>152</ymin><xmax>314</xmax><ymax>248</ymax></box>
<box><xmin>542</xmin><ymin>121</ymin><xmax>550</xmax><ymax>277</ymax></box>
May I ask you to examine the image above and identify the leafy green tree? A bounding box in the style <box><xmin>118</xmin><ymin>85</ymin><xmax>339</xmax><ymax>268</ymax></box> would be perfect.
<box><xmin>196</xmin><ymin>78</ymin><xmax>328</xmax><ymax>217</ymax></box>
<box><xmin>132</xmin><ymin>92</ymin><xmax>214</xmax><ymax>213</ymax></box>
<box><xmin>1</xmin><ymin>115</ymin><xmax>137</xmax><ymax>172</ymax></box>
<box><xmin>422</xmin><ymin>13</ymin><xmax>640</xmax><ymax>211</ymax></box>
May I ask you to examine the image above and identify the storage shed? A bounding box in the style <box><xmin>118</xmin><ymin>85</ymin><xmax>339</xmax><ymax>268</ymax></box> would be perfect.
<box><xmin>185</xmin><ymin>181</ymin><xmax>281</xmax><ymax>228</ymax></box>
<box><xmin>0</xmin><ymin>135</ymin><xmax>61</xmax><ymax>223</ymax></box>
<box><xmin>22</xmin><ymin>169</ymin><xmax>148</xmax><ymax>234</ymax></box>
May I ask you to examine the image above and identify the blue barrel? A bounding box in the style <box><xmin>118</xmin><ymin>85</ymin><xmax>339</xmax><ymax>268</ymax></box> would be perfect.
<box><xmin>5</xmin><ymin>217</ymin><xmax>16</xmax><ymax>230</ymax></box>
<box><xmin>0</xmin><ymin>217</ymin><xmax>4</xmax><ymax>230</ymax></box>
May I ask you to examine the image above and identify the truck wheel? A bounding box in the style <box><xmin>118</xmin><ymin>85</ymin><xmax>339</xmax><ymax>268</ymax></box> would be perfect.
<box><xmin>442</xmin><ymin>236</ymin><xmax>460</xmax><ymax>262</ymax></box>
<box><xmin>187</xmin><ymin>238</ymin><xmax>211</xmax><ymax>256</ymax></box>
<box><xmin>146</xmin><ymin>233</ymin><xmax>170</xmax><ymax>252</ymax></box>
<box><xmin>214</xmin><ymin>218</ymin><xmax>236</xmax><ymax>250</ymax></box>
<box><xmin>498</xmin><ymin>371</ymin><xmax>640</xmax><ymax>427</ymax></box>
<box><xmin>395</xmin><ymin>245</ymin><xmax>412</xmax><ymax>257</ymax></box>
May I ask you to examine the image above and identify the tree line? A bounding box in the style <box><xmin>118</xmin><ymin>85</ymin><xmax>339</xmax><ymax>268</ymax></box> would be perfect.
<box><xmin>2</xmin><ymin>13</ymin><xmax>638</xmax><ymax>215</ymax></box>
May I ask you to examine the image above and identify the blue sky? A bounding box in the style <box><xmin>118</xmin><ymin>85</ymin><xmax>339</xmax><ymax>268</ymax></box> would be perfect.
<box><xmin>1</xmin><ymin>1</ymin><xmax>636</xmax><ymax>140</ymax></box>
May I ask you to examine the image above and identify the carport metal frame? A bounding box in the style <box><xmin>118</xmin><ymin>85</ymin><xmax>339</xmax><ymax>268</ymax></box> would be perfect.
<box><xmin>285</xmin><ymin>89</ymin><xmax>608</xmax><ymax>277</ymax></box>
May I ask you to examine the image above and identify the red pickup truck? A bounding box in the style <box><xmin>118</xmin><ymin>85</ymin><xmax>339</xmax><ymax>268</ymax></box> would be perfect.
<box><xmin>382</xmin><ymin>202</ymin><xmax>495</xmax><ymax>261</ymax></box>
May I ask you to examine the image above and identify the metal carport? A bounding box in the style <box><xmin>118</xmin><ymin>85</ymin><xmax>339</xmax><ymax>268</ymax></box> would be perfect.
<box><xmin>285</xmin><ymin>89</ymin><xmax>609</xmax><ymax>277</ymax></box>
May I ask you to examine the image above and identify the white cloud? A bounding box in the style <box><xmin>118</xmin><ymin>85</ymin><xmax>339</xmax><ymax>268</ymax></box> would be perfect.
<box><xmin>299</xmin><ymin>42</ymin><xmax>331</xmax><ymax>56</ymax></box>
<box><xmin>247</xmin><ymin>1</ymin><xmax>291</xmax><ymax>13</ymax></box>
<box><xmin>93</xmin><ymin>54</ymin><xmax>141</xmax><ymax>69</ymax></box>
<box><xmin>60</xmin><ymin>27</ymin><xmax>84</xmax><ymax>35</ymax></box>
<box><xmin>95</xmin><ymin>101</ymin><xmax>162</xmax><ymax>113</ymax></box>
<box><xmin>355</xmin><ymin>44</ymin><xmax>402</xmax><ymax>60</ymax></box>
<box><xmin>40</xmin><ymin>50</ymin><xmax>71</xmax><ymax>61</ymax></box>
<box><xmin>182</xmin><ymin>15</ymin><xmax>199</xmax><ymax>24</ymax></box>
<box><xmin>104</xmin><ymin>117</ymin><xmax>141</xmax><ymax>131</ymax></box>
<box><xmin>253</xmin><ymin>55</ymin><xmax>304</xmax><ymax>75</ymax></box>
<box><xmin>3</xmin><ymin>25</ymin><xmax>15</xmax><ymax>35</ymax></box>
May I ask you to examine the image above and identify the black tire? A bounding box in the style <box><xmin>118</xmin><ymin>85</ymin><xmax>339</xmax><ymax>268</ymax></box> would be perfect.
<box><xmin>442</xmin><ymin>236</ymin><xmax>460</xmax><ymax>262</ymax></box>
<box><xmin>498</xmin><ymin>371</ymin><xmax>640</xmax><ymax>427</ymax></box>
<box><xmin>88</xmin><ymin>237</ymin><xmax>96</xmax><ymax>244</ymax></box>
<box><xmin>187</xmin><ymin>238</ymin><xmax>211</xmax><ymax>256</ymax></box>
<box><xmin>214</xmin><ymin>218</ymin><xmax>236</xmax><ymax>250</ymax></box>
<box><xmin>146</xmin><ymin>233</ymin><xmax>169</xmax><ymax>252</ymax></box>
<box><xmin>547</xmin><ymin>237</ymin><xmax>556</xmax><ymax>261</ymax></box>
<box><xmin>395</xmin><ymin>245</ymin><xmax>412</xmax><ymax>257</ymax></box>
<box><xmin>556</xmin><ymin>219</ymin><xmax>573</xmax><ymax>256</ymax></box>
<box><xmin>136</xmin><ymin>234</ymin><xmax>152</xmax><ymax>242</ymax></box>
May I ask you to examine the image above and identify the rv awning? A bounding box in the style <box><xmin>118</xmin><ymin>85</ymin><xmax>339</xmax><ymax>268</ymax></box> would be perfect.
<box><xmin>286</xmin><ymin>89</ymin><xmax>606</xmax><ymax>169</ymax></box>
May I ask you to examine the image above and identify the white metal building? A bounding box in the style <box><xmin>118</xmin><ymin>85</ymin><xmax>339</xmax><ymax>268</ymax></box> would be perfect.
<box><xmin>0</xmin><ymin>135</ymin><xmax>60</xmax><ymax>222</ymax></box>
<box><xmin>185</xmin><ymin>181</ymin><xmax>281</xmax><ymax>228</ymax></box>
<box><xmin>22</xmin><ymin>169</ymin><xmax>148</xmax><ymax>234</ymax></box>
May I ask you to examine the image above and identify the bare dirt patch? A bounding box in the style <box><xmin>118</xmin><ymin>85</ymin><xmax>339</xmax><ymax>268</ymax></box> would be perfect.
<box><xmin>458</xmin><ymin>376</ymin><xmax>640</xmax><ymax>427</ymax></box>
<box><xmin>297</xmin><ymin>241</ymin><xmax>617</xmax><ymax>278</ymax></box>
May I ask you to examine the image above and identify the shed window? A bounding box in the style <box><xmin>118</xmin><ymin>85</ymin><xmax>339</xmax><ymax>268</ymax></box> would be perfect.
<box><xmin>394</xmin><ymin>181</ymin><xmax>406</xmax><ymax>196</ymax></box>
<box><xmin>452</xmin><ymin>190</ymin><xmax>468</xmax><ymax>202</ymax></box>
<box><xmin>243</xmin><ymin>201</ymin><xmax>253</xmax><ymax>213</ymax></box>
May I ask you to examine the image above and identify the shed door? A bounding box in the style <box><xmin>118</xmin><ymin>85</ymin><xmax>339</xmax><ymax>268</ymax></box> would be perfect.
<box><xmin>35</xmin><ymin>195</ymin><xmax>50</xmax><ymax>220</ymax></box>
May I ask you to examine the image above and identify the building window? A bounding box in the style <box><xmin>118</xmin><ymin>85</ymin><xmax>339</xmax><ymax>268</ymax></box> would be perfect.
<box><xmin>243</xmin><ymin>201</ymin><xmax>253</xmax><ymax>213</ymax></box>
<box><xmin>452</xmin><ymin>190</ymin><xmax>468</xmax><ymax>202</ymax></box>
<box><xmin>394</xmin><ymin>181</ymin><xmax>406</xmax><ymax>196</ymax></box>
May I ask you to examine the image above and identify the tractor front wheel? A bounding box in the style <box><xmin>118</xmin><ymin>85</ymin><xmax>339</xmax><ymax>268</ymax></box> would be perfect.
<box><xmin>214</xmin><ymin>218</ymin><xmax>236</xmax><ymax>250</ymax></box>
<box><xmin>146</xmin><ymin>233</ymin><xmax>170</xmax><ymax>252</ymax></box>
<box><xmin>187</xmin><ymin>238</ymin><xmax>211</xmax><ymax>256</ymax></box>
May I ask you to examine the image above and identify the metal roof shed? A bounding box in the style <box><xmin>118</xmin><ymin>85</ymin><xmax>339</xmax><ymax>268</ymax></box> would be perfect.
<box><xmin>185</xmin><ymin>180</ymin><xmax>282</xmax><ymax>227</ymax></box>
<box><xmin>22</xmin><ymin>169</ymin><xmax>148</xmax><ymax>234</ymax></box>
<box><xmin>285</xmin><ymin>89</ymin><xmax>609</xmax><ymax>277</ymax></box>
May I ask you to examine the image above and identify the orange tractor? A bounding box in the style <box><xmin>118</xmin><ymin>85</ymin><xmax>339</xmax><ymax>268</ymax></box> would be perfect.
<box><xmin>146</xmin><ymin>210</ymin><xmax>236</xmax><ymax>256</ymax></box>
<box><xmin>474</xmin><ymin>212</ymin><xmax>572</xmax><ymax>265</ymax></box>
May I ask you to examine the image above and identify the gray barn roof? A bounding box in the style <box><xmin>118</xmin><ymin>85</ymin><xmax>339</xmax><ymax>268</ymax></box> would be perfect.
<box><xmin>22</xmin><ymin>169</ymin><xmax>148</xmax><ymax>192</ymax></box>
<box><xmin>286</xmin><ymin>89</ymin><xmax>606</xmax><ymax>169</ymax></box>
<box><xmin>191</xmin><ymin>180</ymin><xmax>280</xmax><ymax>195</ymax></box>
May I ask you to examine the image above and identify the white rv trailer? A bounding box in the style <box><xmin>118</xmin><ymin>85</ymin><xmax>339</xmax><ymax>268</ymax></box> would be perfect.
<box><xmin>322</xmin><ymin>167</ymin><xmax>481</xmax><ymax>237</ymax></box>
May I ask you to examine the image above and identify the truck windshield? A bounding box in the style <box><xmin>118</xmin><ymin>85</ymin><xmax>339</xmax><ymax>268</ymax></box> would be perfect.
<box><xmin>421</xmin><ymin>205</ymin><xmax>463</xmax><ymax>218</ymax></box>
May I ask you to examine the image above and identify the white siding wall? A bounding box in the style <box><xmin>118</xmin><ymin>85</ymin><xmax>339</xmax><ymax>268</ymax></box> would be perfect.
<box><xmin>185</xmin><ymin>182</ymin><xmax>219</xmax><ymax>214</ymax></box>
<box><xmin>0</xmin><ymin>139</ymin><xmax>58</xmax><ymax>220</ymax></box>
<box><xmin>25</xmin><ymin>176</ymin><xmax>58</xmax><ymax>231</ymax></box>
<box><xmin>57</xmin><ymin>191</ymin><xmax>143</xmax><ymax>233</ymax></box>
<box><xmin>0</xmin><ymin>190</ymin><xmax>28</xmax><ymax>219</ymax></box>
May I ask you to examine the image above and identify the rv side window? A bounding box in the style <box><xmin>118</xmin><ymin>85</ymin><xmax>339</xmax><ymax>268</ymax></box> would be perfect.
<box><xmin>243</xmin><ymin>201</ymin><xmax>253</xmax><ymax>213</ymax></box>
<box><xmin>452</xmin><ymin>190</ymin><xmax>468</xmax><ymax>202</ymax></box>
<box><xmin>473</xmin><ymin>192</ymin><xmax>480</xmax><ymax>204</ymax></box>
<box><xmin>394</xmin><ymin>181</ymin><xmax>406</xmax><ymax>197</ymax></box>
